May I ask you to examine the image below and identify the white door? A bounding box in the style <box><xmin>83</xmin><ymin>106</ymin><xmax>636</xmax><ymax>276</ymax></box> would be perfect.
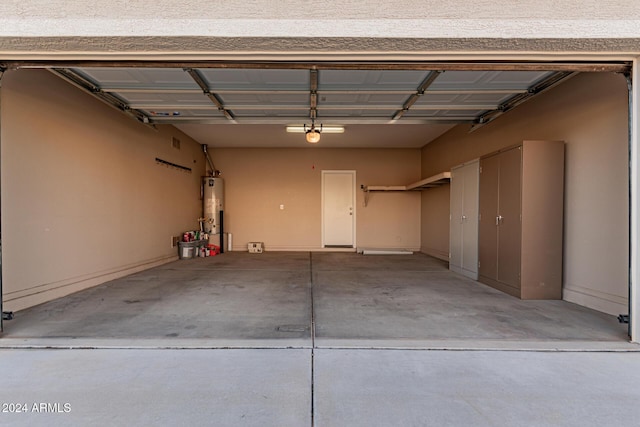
<box><xmin>322</xmin><ymin>171</ymin><xmax>355</xmax><ymax>247</ymax></box>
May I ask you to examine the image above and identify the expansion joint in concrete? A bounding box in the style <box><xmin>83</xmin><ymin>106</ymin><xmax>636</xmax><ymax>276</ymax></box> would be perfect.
<box><xmin>309</xmin><ymin>251</ymin><xmax>316</xmax><ymax>426</ymax></box>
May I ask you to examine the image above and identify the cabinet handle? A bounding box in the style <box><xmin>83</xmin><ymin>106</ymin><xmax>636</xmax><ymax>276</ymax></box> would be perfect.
<box><xmin>461</xmin><ymin>215</ymin><xmax>467</xmax><ymax>223</ymax></box>
<box><xmin>496</xmin><ymin>215</ymin><xmax>503</xmax><ymax>225</ymax></box>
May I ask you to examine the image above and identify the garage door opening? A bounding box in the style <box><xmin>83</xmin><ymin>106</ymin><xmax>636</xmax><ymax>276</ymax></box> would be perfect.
<box><xmin>0</xmin><ymin>59</ymin><xmax>635</xmax><ymax>345</ymax></box>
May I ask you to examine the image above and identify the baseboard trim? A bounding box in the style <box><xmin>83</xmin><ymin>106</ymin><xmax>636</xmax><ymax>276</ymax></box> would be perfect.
<box><xmin>450</xmin><ymin>265</ymin><xmax>478</xmax><ymax>280</ymax></box>
<box><xmin>420</xmin><ymin>247</ymin><xmax>449</xmax><ymax>262</ymax></box>
<box><xmin>563</xmin><ymin>284</ymin><xmax>628</xmax><ymax>316</ymax></box>
<box><xmin>266</xmin><ymin>246</ymin><xmax>357</xmax><ymax>252</ymax></box>
<box><xmin>231</xmin><ymin>245</ymin><xmax>421</xmax><ymax>253</ymax></box>
<box><xmin>5</xmin><ymin>255</ymin><xmax>178</xmax><ymax>312</ymax></box>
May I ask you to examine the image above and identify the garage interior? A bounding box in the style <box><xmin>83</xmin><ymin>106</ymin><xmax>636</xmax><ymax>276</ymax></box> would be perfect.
<box><xmin>0</xmin><ymin>61</ymin><xmax>633</xmax><ymax>346</ymax></box>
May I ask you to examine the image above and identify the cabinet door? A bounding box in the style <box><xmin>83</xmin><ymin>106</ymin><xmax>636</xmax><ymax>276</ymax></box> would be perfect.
<box><xmin>496</xmin><ymin>147</ymin><xmax>522</xmax><ymax>288</ymax></box>
<box><xmin>449</xmin><ymin>168</ymin><xmax>464</xmax><ymax>270</ymax></box>
<box><xmin>461</xmin><ymin>161</ymin><xmax>479</xmax><ymax>276</ymax></box>
<box><xmin>478</xmin><ymin>154</ymin><xmax>500</xmax><ymax>280</ymax></box>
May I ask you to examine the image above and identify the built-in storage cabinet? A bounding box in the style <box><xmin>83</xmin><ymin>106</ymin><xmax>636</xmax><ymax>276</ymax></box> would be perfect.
<box><xmin>478</xmin><ymin>147</ymin><xmax>522</xmax><ymax>290</ymax></box>
<box><xmin>478</xmin><ymin>141</ymin><xmax>564</xmax><ymax>299</ymax></box>
<box><xmin>449</xmin><ymin>160</ymin><xmax>479</xmax><ymax>280</ymax></box>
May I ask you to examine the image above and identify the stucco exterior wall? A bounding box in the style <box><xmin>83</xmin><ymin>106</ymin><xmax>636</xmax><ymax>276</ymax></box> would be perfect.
<box><xmin>1</xmin><ymin>1</ymin><xmax>640</xmax><ymax>56</ymax></box>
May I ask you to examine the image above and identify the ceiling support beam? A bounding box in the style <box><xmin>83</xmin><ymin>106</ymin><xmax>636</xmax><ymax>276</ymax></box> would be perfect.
<box><xmin>184</xmin><ymin>68</ymin><xmax>235</xmax><ymax>122</ymax></box>
<box><xmin>49</xmin><ymin>69</ymin><xmax>153</xmax><ymax>127</ymax></box>
<box><xmin>470</xmin><ymin>71</ymin><xmax>576</xmax><ymax>132</ymax></box>
<box><xmin>392</xmin><ymin>70</ymin><xmax>442</xmax><ymax>121</ymax></box>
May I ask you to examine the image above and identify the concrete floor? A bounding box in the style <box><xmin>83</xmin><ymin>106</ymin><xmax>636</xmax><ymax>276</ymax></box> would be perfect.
<box><xmin>1</xmin><ymin>252</ymin><xmax>639</xmax><ymax>426</ymax></box>
<box><xmin>1</xmin><ymin>252</ymin><xmax>630</xmax><ymax>346</ymax></box>
<box><xmin>0</xmin><ymin>348</ymin><xmax>639</xmax><ymax>426</ymax></box>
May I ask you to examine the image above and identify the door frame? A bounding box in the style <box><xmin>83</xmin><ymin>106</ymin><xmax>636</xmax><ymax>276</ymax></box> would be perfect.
<box><xmin>630</xmin><ymin>57</ymin><xmax>639</xmax><ymax>342</ymax></box>
<box><xmin>0</xmin><ymin>68</ymin><xmax>4</xmax><ymax>333</ymax></box>
<box><xmin>321</xmin><ymin>170</ymin><xmax>356</xmax><ymax>249</ymax></box>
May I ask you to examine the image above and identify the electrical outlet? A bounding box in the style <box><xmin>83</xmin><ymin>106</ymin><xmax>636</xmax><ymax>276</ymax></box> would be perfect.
<box><xmin>171</xmin><ymin>236</ymin><xmax>180</xmax><ymax>247</ymax></box>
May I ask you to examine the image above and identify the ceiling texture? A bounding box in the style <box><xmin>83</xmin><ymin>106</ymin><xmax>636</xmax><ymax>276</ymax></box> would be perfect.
<box><xmin>50</xmin><ymin>65</ymin><xmax>574</xmax><ymax>148</ymax></box>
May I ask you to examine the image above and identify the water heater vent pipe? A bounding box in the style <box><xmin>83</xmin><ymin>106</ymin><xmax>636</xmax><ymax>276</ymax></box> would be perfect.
<box><xmin>202</xmin><ymin>144</ymin><xmax>220</xmax><ymax>177</ymax></box>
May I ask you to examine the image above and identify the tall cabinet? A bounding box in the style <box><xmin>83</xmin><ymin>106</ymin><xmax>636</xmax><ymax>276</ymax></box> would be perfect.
<box><xmin>449</xmin><ymin>160</ymin><xmax>479</xmax><ymax>280</ymax></box>
<box><xmin>478</xmin><ymin>141</ymin><xmax>564</xmax><ymax>299</ymax></box>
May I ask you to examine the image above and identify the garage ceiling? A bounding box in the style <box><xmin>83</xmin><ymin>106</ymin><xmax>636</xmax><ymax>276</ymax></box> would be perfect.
<box><xmin>51</xmin><ymin>66</ymin><xmax>573</xmax><ymax>148</ymax></box>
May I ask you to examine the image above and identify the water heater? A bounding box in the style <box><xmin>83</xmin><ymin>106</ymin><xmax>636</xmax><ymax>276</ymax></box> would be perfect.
<box><xmin>203</xmin><ymin>177</ymin><xmax>224</xmax><ymax>234</ymax></box>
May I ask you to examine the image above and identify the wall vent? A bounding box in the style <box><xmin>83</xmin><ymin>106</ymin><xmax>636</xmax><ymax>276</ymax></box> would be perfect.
<box><xmin>172</xmin><ymin>137</ymin><xmax>181</xmax><ymax>150</ymax></box>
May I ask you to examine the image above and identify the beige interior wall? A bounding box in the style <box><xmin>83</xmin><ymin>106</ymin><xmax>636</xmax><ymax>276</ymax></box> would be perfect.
<box><xmin>420</xmin><ymin>72</ymin><xmax>629</xmax><ymax>315</ymax></box>
<box><xmin>1</xmin><ymin>69</ymin><xmax>205</xmax><ymax>311</ymax></box>
<box><xmin>211</xmin><ymin>148</ymin><xmax>421</xmax><ymax>251</ymax></box>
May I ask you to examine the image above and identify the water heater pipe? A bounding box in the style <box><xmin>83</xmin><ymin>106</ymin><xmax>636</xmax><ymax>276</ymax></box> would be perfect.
<box><xmin>219</xmin><ymin>210</ymin><xmax>225</xmax><ymax>254</ymax></box>
<box><xmin>202</xmin><ymin>145</ymin><xmax>220</xmax><ymax>177</ymax></box>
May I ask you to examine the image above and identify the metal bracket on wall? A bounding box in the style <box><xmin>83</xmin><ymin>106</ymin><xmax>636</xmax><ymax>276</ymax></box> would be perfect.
<box><xmin>155</xmin><ymin>157</ymin><xmax>192</xmax><ymax>173</ymax></box>
<box><xmin>361</xmin><ymin>185</ymin><xmax>406</xmax><ymax>207</ymax></box>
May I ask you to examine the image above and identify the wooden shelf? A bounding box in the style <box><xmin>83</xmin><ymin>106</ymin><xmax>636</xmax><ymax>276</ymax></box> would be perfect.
<box><xmin>362</xmin><ymin>171</ymin><xmax>451</xmax><ymax>206</ymax></box>
<box><xmin>363</xmin><ymin>172</ymin><xmax>451</xmax><ymax>193</ymax></box>
<box><xmin>363</xmin><ymin>185</ymin><xmax>407</xmax><ymax>191</ymax></box>
<box><xmin>406</xmin><ymin>172</ymin><xmax>452</xmax><ymax>190</ymax></box>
